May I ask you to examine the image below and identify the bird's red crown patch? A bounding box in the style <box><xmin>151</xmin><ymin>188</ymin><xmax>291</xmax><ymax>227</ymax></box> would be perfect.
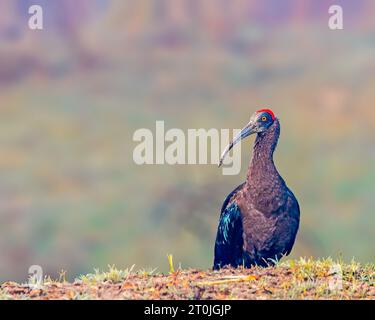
<box><xmin>256</xmin><ymin>108</ymin><xmax>276</xmax><ymax>120</ymax></box>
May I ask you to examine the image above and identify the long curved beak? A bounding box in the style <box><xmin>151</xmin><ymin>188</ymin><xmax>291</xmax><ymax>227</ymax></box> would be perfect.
<box><xmin>218</xmin><ymin>120</ymin><xmax>256</xmax><ymax>167</ymax></box>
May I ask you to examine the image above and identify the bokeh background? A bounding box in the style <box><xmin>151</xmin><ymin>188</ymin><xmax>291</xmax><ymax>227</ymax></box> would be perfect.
<box><xmin>0</xmin><ymin>0</ymin><xmax>374</xmax><ymax>282</ymax></box>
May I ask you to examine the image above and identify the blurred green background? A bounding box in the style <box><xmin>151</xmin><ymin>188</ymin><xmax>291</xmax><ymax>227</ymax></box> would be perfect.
<box><xmin>0</xmin><ymin>0</ymin><xmax>374</xmax><ymax>282</ymax></box>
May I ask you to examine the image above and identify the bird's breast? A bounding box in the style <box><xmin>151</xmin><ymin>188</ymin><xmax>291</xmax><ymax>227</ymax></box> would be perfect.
<box><xmin>238</xmin><ymin>201</ymin><xmax>297</xmax><ymax>255</ymax></box>
<box><xmin>240</xmin><ymin>179</ymin><xmax>288</xmax><ymax>216</ymax></box>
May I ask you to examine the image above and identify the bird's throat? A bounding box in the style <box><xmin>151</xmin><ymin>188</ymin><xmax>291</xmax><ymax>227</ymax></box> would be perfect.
<box><xmin>247</xmin><ymin>120</ymin><xmax>280</xmax><ymax>184</ymax></box>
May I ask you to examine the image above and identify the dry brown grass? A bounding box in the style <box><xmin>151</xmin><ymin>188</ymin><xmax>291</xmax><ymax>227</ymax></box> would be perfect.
<box><xmin>0</xmin><ymin>258</ymin><xmax>374</xmax><ymax>300</ymax></box>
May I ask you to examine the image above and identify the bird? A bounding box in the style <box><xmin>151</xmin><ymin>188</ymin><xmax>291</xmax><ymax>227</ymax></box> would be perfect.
<box><xmin>213</xmin><ymin>108</ymin><xmax>300</xmax><ymax>269</ymax></box>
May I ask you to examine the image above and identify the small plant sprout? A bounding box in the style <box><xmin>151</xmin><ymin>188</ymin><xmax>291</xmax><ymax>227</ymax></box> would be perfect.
<box><xmin>167</xmin><ymin>254</ymin><xmax>175</xmax><ymax>274</ymax></box>
<box><xmin>59</xmin><ymin>270</ymin><xmax>67</xmax><ymax>283</ymax></box>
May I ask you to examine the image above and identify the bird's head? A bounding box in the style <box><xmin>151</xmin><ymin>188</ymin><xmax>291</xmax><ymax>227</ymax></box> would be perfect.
<box><xmin>219</xmin><ymin>108</ymin><xmax>276</xmax><ymax>167</ymax></box>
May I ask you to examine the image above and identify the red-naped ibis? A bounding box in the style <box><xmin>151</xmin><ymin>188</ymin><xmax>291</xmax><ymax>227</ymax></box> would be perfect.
<box><xmin>214</xmin><ymin>109</ymin><xmax>300</xmax><ymax>269</ymax></box>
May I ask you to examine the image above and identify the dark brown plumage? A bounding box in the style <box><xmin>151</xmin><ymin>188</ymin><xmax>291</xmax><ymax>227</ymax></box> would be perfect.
<box><xmin>214</xmin><ymin>109</ymin><xmax>300</xmax><ymax>269</ymax></box>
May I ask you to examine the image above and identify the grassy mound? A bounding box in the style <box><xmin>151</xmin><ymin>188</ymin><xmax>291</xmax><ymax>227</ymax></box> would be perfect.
<box><xmin>1</xmin><ymin>257</ymin><xmax>374</xmax><ymax>300</ymax></box>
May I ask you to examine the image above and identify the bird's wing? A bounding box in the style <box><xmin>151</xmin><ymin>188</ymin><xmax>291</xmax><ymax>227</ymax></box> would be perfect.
<box><xmin>220</xmin><ymin>182</ymin><xmax>246</xmax><ymax>214</ymax></box>
<box><xmin>214</xmin><ymin>201</ymin><xmax>244</xmax><ymax>269</ymax></box>
<box><xmin>284</xmin><ymin>189</ymin><xmax>300</xmax><ymax>255</ymax></box>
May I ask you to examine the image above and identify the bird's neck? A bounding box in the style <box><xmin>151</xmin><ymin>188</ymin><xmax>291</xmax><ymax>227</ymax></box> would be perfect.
<box><xmin>247</xmin><ymin>119</ymin><xmax>280</xmax><ymax>184</ymax></box>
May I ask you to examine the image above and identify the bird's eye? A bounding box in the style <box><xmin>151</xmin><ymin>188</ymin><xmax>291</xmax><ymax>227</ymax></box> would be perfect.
<box><xmin>261</xmin><ymin>116</ymin><xmax>267</xmax><ymax>121</ymax></box>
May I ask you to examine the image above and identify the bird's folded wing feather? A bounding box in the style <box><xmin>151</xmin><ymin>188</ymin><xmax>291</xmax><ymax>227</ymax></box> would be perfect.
<box><xmin>220</xmin><ymin>182</ymin><xmax>245</xmax><ymax>214</ymax></box>
<box><xmin>284</xmin><ymin>189</ymin><xmax>300</xmax><ymax>255</ymax></box>
<box><xmin>214</xmin><ymin>201</ymin><xmax>244</xmax><ymax>269</ymax></box>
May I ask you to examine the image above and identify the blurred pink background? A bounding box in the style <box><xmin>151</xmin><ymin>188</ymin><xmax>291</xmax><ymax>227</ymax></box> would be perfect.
<box><xmin>0</xmin><ymin>1</ymin><xmax>374</xmax><ymax>282</ymax></box>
